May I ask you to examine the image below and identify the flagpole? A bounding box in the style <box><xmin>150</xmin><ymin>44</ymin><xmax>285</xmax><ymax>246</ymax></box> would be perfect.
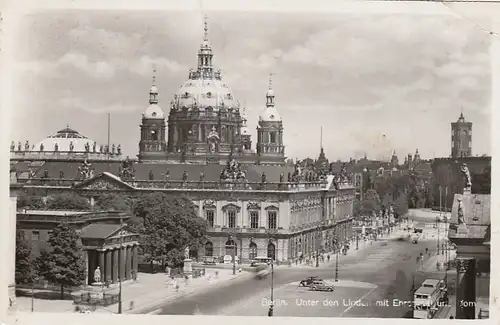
<box><xmin>118</xmin><ymin>217</ymin><xmax>123</xmax><ymax>314</ymax></box>
<box><xmin>107</xmin><ymin>113</ymin><xmax>111</xmax><ymax>172</ymax></box>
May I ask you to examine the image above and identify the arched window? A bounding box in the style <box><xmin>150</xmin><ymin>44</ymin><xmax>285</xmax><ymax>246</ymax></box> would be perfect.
<box><xmin>151</xmin><ymin>129</ymin><xmax>158</xmax><ymax>141</ymax></box>
<box><xmin>249</xmin><ymin>242</ymin><xmax>257</xmax><ymax>260</ymax></box>
<box><xmin>205</xmin><ymin>242</ymin><xmax>213</xmax><ymax>257</ymax></box>
<box><xmin>267</xmin><ymin>242</ymin><xmax>276</xmax><ymax>260</ymax></box>
<box><xmin>225</xmin><ymin>239</ymin><xmax>237</xmax><ymax>257</ymax></box>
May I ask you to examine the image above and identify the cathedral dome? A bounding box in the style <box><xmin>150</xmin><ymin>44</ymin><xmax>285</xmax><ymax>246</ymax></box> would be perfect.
<box><xmin>172</xmin><ymin>77</ymin><xmax>239</xmax><ymax>112</ymax></box>
<box><xmin>34</xmin><ymin>127</ymin><xmax>98</xmax><ymax>152</ymax></box>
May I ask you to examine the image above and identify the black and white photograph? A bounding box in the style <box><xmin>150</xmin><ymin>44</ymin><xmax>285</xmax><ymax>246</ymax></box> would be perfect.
<box><xmin>2</xmin><ymin>0</ymin><xmax>497</xmax><ymax>321</ymax></box>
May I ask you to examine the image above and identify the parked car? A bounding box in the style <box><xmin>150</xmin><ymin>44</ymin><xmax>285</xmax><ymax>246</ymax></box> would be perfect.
<box><xmin>299</xmin><ymin>276</ymin><xmax>321</xmax><ymax>287</ymax></box>
<box><xmin>309</xmin><ymin>280</ymin><xmax>335</xmax><ymax>292</ymax></box>
<box><xmin>202</xmin><ymin>256</ymin><xmax>217</xmax><ymax>265</ymax></box>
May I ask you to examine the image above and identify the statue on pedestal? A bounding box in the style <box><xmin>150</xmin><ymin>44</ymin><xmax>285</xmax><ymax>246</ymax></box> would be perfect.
<box><xmin>77</xmin><ymin>159</ymin><xmax>94</xmax><ymax>180</ymax></box>
<box><xmin>164</xmin><ymin>170</ymin><xmax>170</xmax><ymax>182</ymax></box>
<box><xmin>10</xmin><ymin>141</ymin><xmax>14</xmax><ymax>151</ymax></box>
<box><xmin>69</xmin><ymin>141</ymin><xmax>74</xmax><ymax>152</ymax></box>
<box><xmin>25</xmin><ymin>141</ymin><xmax>30</xmax><ymax>151</ymax></box>
<box><xmin>182</xmin><ymin>170</ymin><xmax>188</xmax><ymax>182</ymax></box>
<box><xmin>117</xmin><ymin>144</ymin><xmax>122</xmax><ymax>155</ymax></box>
<box><xmin>112</xmin><ymin>144</ymin><xmax>116</xmax><ymax>154</ymax></box>
<box><xmin>93</xmin><ymin>142</ymin><xmax>97</xmax><ymax>152</ymax></box>
<box><xmin>287</xmin><ymin>172</ymin><xmax>292</xmax><ymax>182</ymax></box>
<box><xmin>99</xmin><ymin>145</ymin><xmax>103</xmax><ymax>153</ymax></box>
<box><xmin>120</xmin><ymin>156</ymin><xmax>135</xmax><ymax>180</ymax></box>
<box><xmin>149</xmin><ymin>170</ymin><xmax>154</xmax><ymax>180</ymax></box>
<box><xmin>261</xmin><ymin>172</ymin><xmax>267</xmax><ymax>183</ymax></box>
<box><xmin>93</xmin><ymin>267</ymin><xmax>101</xmax><ymax>283</ymax></box>
<box><xmin>457</xmin><ymin>197</ymin><xmax>466</xmax><ymax>226</ymax></box>
<box><xmin>279</xmin><ymin>172</ymin><xmax>284</xmax><ymax>183</ymax></box>
<box><xmin>85</xmin><ymin>142</ymin><xmax>90</xmax><ymax>152</ymax></box>
<box><xmin>39</xmin><ymin>143</ymin><xmax>44</xmax><ymax>152</ymax></box>
<box><xmin>17</xmin><ymin>141</ymin><xmax>22</xmax><ymax>152</ymax></box>
<box><xmin>184</xmin><ymin>246</ymin><xmax>190</xmax><ymax>260</ymax></box>
<box><xmin>207</xmin><ymin>126</ymin><xmax>220</xmax><ymax>153</ymax></box>
<box><xmin>60</xmin><ymin>170</ymin><xmax>64</xmax><ymax>179</ymax></box>
<box><xmin>200</xmin><ymin>171</ymin><xmax>204</xmax><ymax>182</ymax></box>
<box><xmin>460</xmin><ymin>163</ymin><xmax>472</xmax><ymax>193</ymax></box>
<box><xmin>54</xmin><ymin>143</ymin><xmax>59</xmax><ymax>152</ymax></box>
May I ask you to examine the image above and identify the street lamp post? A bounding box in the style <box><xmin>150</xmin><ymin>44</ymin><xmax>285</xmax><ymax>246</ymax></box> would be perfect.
<box><xmin>118</xmin><ymin>217</ymin><xmax>123</xmax><ymax>314</ymax></box>
<box><xmin>437</xmin><ymin>186</ymin><xmax>442</xmax><ymax>255</ymax></box>
<box><xmin>232</xmin><ymin>242</ymin><xmax>236</xmax><ymax>275</ymax></box>
<box><xmin>268</xmin><ymin>260</ymin><xmax>274</xmax><ymax>316</ymax></box>
<box><xmin>316</xmin><ymin>231</ymin><xmax>320</xmax><ymax>268</ymax></box>
<box><xmin>356</xmin><ymin>232</ymin><xmax>359</xmax><ymax>250</ymax></box>
<box><xmin>334</xmin><ymin>239</ymin><xmax>339</xmax><ymax>282</ymax></box>
<box><xmin>31</xmin><ymin>277</ymin><xmax>39</xmax><ymax>312</ymax></box>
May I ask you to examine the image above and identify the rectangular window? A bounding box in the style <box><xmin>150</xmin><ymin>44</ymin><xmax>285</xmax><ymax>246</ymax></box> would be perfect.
<box><xmin>270</xmin><ymin>132</ymin><xmax>276</xmax><ymax>144</ymax></box>
<box><xmin>205</xmin><ymin>210</ymin><xmax>215</xmax><ymax>227</ymax></box>
<box><xmin>268</xmin><ymin>211</ymin><xmax>277</xmax><ymax>229</ymax></box>
<box><xmin>250</xmin><ymin>211</ymin><xmax>259</xmax><ymax>228</ymax></box>
<box><xmin>32</xmin><ymin>230</ymin><xmax>40</xmax><ymax>241</ymax></box>
<box><xmin>228</xmin><ymin>210</ymin><xmax>236</xmax><ymax>228</ymax></box>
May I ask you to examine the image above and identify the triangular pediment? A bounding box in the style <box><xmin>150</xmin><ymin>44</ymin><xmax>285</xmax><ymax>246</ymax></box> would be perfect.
<box><xmin>73</xmin><ymin>172</ymin><xmax>135</xmax><ymax>191</ymax></box>
<box><xmin>108</xmin><ymin>227</ymin><xmax>138</xmax><ymax>239</ymax></box>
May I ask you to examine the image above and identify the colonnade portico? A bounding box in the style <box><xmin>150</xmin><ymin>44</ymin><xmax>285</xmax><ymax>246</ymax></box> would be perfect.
<box><xmin>80</xmin><ymin>223</ymin><xmax>140</xmax><ymax>286</ymax></box>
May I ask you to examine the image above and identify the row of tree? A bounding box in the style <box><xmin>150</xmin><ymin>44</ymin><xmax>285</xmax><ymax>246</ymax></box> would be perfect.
<box><xmin>16</xmin><ymin>192</ymin><xmax>208</xmax><ymax>296</ymax></box>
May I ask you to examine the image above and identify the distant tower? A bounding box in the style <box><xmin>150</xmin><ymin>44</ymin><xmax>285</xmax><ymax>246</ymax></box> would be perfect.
<box><xmin>413</xmin><ymin>149</ymin><xmax>421</xmax><ymax>165</ymax></box>
<box><xmin>315</xmin><ymin>126</ymin><xmax>328</xmax><ymax>169</ymax></box>
<box><xmin>407</xmin><ymin>153</ymin><xmax>413</xmax><ymax>170</ymax></box>
<box><xmin>240</xmin><ymin>104</ymin><xmax>252</xmax><ymax>151</ymax></box>
<box><xmin>390</xmin><ymin>150</ymin><xmax>399</xmax><ymax>167</ymax></box>
<box><xmin>451</xmin><ymin>112</ymin><xmax>472</xmax><ymax>158</ymax></box>
<box><xmin>256</xmin><ymin>73</ymin><xmax>285</xmax><ymax>165</ymax></box>
<box><xmin>138</xmin><ymin>66</ymin><xmax>167</xmax><ymax>162</ymax></box>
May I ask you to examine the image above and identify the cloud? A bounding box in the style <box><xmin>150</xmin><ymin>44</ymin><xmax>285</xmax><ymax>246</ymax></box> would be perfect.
<box><xmin>59</xmin><ymin>52</ymin><xmax>115</xmax><ymax>79</ymax></box>
<box><xmin>128</xmin><ymin>55</ymin><xmax>188</xmax><ymax>76</ymax></box>
<box><xmin>57</xmin><ymin>97</ymin><xmax>138</xmax><ymax>114</ymax></box>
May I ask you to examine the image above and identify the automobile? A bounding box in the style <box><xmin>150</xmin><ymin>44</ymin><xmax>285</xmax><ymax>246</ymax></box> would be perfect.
<box><xmin>202</xmin><ymin>256</ymin><xmax>217</xmax><ymax>265</ymax></box>
<box><xmin>309</xmin><ymin>280</ymin><xmax>335</xmax><ymax>292</ymax></box>
<box><xmin>299</xmin><ymin>276</ymin><xmax>321</xmax><ymax>287</ymax></box>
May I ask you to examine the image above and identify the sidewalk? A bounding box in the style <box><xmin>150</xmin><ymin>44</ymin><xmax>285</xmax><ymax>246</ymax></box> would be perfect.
<box><xmin>14</xmin><ymin>269</ymin><xmax>250</xmax><ymax>314</ymax></box>
<box><xmin>283</xmin><ymin>228</ymin><xmax>409</xmax><ymax>269</ymax></box>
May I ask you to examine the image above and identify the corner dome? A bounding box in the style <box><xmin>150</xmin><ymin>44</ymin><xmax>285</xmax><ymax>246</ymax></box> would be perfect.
<box><xmin>34</xmin><ymin>127</ymin><xmax>99</xmax><ymax>152</ymax></box>
<box><xmin>259</xmin><ymin>105</ymin><xmax>282</xmax><ymax>122</ymax></box>
<box><xmin>143</xmin><ymin>104</ymin><xmax>164</xmax><ymax>119</ymax></box>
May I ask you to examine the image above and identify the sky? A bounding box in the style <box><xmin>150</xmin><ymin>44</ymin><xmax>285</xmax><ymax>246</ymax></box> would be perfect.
<box><xmin>9</xmin><ymin>9</ymin><xmax>493</xmax><ymax>161</ymax></box>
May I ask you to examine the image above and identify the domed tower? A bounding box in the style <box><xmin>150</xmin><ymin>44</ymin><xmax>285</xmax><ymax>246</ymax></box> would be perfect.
<box><xmin>166</xmin><ymin>15</ymin><xmax>243</xmax><ymax>163</ymax></box>
<box><xmin>240</xmin><ymin>105</ymin><xmax>252</xmax><ymax>151</ymax></box>
<box><xmin>390</xmin><ymin>150</ymin><xmax>399</xmax><ymax>167</ymax></box>
<box><xmin>451</xmin><ymin>112</ymin><xmax>472</xmax><ymax>158</ymax></box>
<box><xmin>256</xmin><ymin>73</ymin><xmax>285</xmax><ymax>165</ymax></box>
<box><xmin>138</xmin><ymin>67</ymin><xmax>167</xmax><ymax>162</ymax></box>
<box><xmin>413</xmin><ymin>148</ymin><xmax>421</xmax><ymax>165</ymax></box>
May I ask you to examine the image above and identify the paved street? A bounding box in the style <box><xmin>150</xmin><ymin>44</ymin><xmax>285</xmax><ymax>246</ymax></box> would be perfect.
<box><xmin>157</xmin><ymin>225</ymin><xmax>448</xmax><ymax>317</ymax></box>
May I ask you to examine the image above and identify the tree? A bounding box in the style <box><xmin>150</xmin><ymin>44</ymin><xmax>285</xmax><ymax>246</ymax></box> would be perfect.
<box><xmin>360</xmin><ymin>189</ymin><xmax>380</xmax><ymax>216</ymax></box>
<box><xmin>45</xmin><ymin>193</ymin><xmax>90</xmax><ymax>210</ymax></box>
<box><xmin>15</xmin><ymin>232</ymin><xmax>36</xmax><ymax>284</ymax></box>
<box><xmin>134</xmin><ymin>193</ymin><xmax>208</xmax><ymax>268</ymax></box>
<box><xmin>96</xmin><ymin>193</ymin><xmax>133</xmax><ymax>212</ymax></box>
<box><xmin>17</xmin><ymin>195</ymin><xmax>45</xmax><ymax>210</ymax></box>
<box><xmin>36</xmin><ymin>222</ymin><xmax>86</xmax><ymax>299</ymax></box>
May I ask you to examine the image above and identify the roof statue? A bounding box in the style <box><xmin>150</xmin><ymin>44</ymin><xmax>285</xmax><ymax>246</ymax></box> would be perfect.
<box><xmin>457</xmin><ymin>197</ymin><xmax>466</xmax><ymax>226</ymax></box>
<box><xmin>460</xmin><ymin>163</ymin><xmax>472</xmax><ymax>193</ymax></box>
<box><xmin>77</xmin><ymin>159</ymin><xmax>94</xmax><ymax>181</ymax></box>
<box><xmin>119</xmin><ymin>156</ymin><xmax>135</xmax><ymax>181</ymax></box>
<box><xmin>207</xmin><ymin>126</ymin><xmax>220</xmax><ymax>153</ymax></box>
<box><xmin>220</xmin><ymin>157</ymin><xmax>246</xmax><ymax>182</ymax></box>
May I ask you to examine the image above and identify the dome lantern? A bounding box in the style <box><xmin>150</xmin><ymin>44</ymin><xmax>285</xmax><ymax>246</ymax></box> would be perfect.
<box><xmin>143</xmin><ymin>64</ymin><xmax>164</xmax><ymax>119</ymax></box>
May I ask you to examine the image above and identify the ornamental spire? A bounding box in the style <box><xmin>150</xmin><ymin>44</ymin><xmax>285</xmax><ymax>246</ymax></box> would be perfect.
<box><xmin>269</xmin><ymin>72</ymin><xmax>273</xmax><ymax>90</ymax></box>
<box><xmin>149</xmin><ymin>63</ymin><xmax>158</xmax><ymax>105</ymax></box>
<box><xmin>204</xmin><ymin>14</ymin><xmax>209</xmax><ymax>42</ymax></box>
<box><xmin>266</xmin><ymin>72</ymin><xmax>275</xmax><ymax>107</ymax></box>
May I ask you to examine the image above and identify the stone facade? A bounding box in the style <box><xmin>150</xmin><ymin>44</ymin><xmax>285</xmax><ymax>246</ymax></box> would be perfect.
<box><xmin>11</xmin><ymin>172</ymin><xmax>355</xmax><ymax>264</ymax></box>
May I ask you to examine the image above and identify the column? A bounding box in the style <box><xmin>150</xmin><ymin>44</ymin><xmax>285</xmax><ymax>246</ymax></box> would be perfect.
<box><xmin>84</xmin><ymin>250</ymin><xmax>89</xmax><ymax>285</ymax></box>
<box><xmin>120</xmin><ymin>247</ymin><xmax>126</xmax><ymax>281</ymax></box>
<box><xmin>133</xmin><ymin>245</ymin><xmax>138</xmax><ymax>280</ymax></box>
<box><xmin>455</xmin><ymin>257</ymin><xmax>476</xmax><ymax>319</ymax></box>
<box><xmin>99</xmin><ymin>250</ymin><xmax>105</xmax><ymax>275</ymax></box>
<box><xmin>105</xmin><ymin>250</ymin><xmax>112</xmax><ymax>284</ymax></box>
<box><xmin>126</xmin><ymin>246</ymin><xmax>132</xmax><ymax>280</ymax></box>
<box><xmin>113</xmin><ymin>248</ymin><xmax>119</xmax><ymax>283</ymax></box>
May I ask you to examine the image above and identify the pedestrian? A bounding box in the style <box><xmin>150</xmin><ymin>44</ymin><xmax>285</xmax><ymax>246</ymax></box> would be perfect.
<box><xmin>327</xmin><ymin>255</ymin><xmax>330</xmax><ymax>262</ymax></box>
